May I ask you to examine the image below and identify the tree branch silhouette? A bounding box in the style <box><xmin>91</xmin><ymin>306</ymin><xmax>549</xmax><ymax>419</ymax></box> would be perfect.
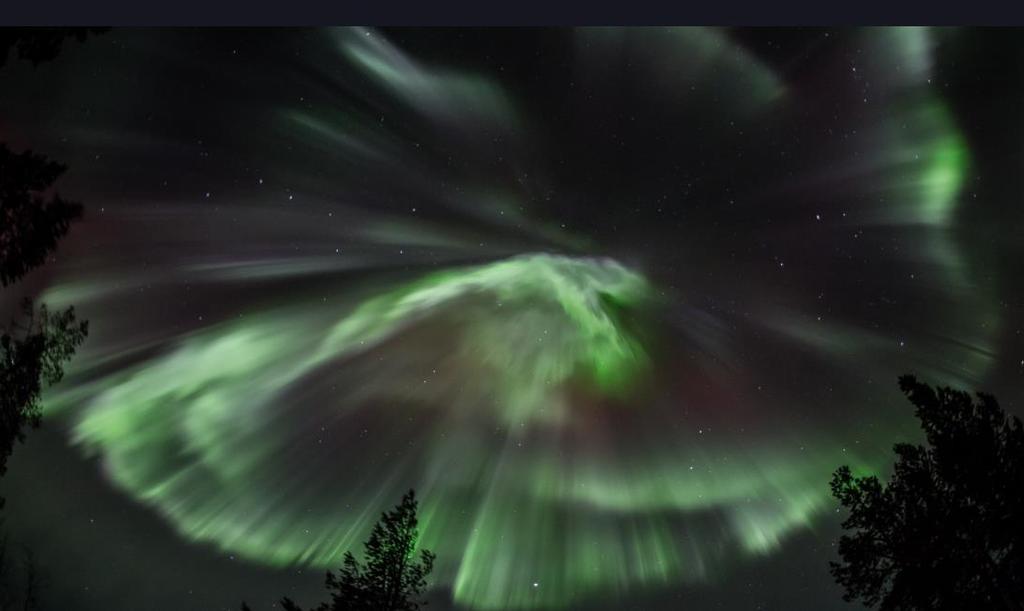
<box><xmin>831</xmin><ymin>375</ymin><xmax>1024</xmax><ymax>610</ymax></box>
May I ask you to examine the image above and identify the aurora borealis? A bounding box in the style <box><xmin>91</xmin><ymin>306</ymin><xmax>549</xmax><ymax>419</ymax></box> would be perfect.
<box><xmin>1</xmin><ymin>26</ymin><xmax>1024</xmax><ymax>611</ymax></box>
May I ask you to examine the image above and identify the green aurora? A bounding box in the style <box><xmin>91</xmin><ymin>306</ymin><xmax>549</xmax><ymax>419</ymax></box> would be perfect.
<box><xmin>44</xmin><ymin>254</ymin><xmax>889</xmax><ymax>609</ymax></box>
<box><xmin>18</xmin><ymin>26</ymin><xmax>1002</xmax><ymax>610</ymax></box>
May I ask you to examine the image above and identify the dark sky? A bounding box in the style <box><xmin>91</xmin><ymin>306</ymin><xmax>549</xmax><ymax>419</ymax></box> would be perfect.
<box><xmin>0</xmin><ymin>27</ymin><xmax>1022</xmax><ymax>611</ymax></box>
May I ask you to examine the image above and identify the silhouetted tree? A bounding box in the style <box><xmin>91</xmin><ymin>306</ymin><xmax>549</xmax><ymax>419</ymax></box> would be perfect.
<box><xmin>0</xmin><ymin>28</ymin><xmax>107</xmax><ymax>68</ymax></box>
<box><xmin>0</xmin><ymin>144</ymin><xmax>83</xmax><ymax>287</ymax></box>
<box><xmin>0</xmin><ymin>537</ymin><xmax>44</xmax><ymax>611</ymax></box>
<box><xmin>830</xmin><ymin>375</ymin><xmax>1024</xmax><ymax>610</ymax></box>
<box><xmin>0</xmin><ymin>26</ymin><xmax>95</xmax><ymax>611</ymax></box>
<box><xmin>273</xmin><ymin>490</ymin><xmax>435</xmax><ymax>611</ymax></box>
<box><xmin>18</xmin><ymin>548</ymin><xmax>39</xmax><ymax>611</ymax></box>
<box><xmin>0</xmin><ymin>143</ymin><xmax>88</xmax><ymax>476</ymax></box>
<box><xmin>0</xmin><ymin>535</ymin><xmax>14</xmax><ymax>611</ymax></box>
<box><xmin>0</xmin><ymin>33</ymin><xmax>97</xmax><ymax>484</ymax></box>
<box><xmin>0</xmin><ymin>300</ymin><xmax>87</xmax><ymax>482</ymax></box>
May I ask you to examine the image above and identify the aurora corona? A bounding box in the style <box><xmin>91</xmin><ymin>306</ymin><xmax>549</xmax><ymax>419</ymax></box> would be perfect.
<box><xmin>9</xmin><ymin>26</ymin><xmax>1003</xmax><ymax>611</ymax></box>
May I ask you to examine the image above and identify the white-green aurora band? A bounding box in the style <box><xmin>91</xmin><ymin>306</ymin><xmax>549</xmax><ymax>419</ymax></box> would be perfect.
<box><xmin>44</xmin><ymin>253</ymin><xmax>884</xmax><ymax>609</ymax></box>
<box><xmin>36</xmin><ymin>27</ymin><xmax>997</xmax><ymax>610</ymax></box>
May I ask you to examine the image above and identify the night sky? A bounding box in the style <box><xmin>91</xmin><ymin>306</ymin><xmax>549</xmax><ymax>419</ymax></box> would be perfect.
<box><xmin>1</xmin><ymin>27</ymin><xmax>1023</xmax><ymax>611</ymax></box>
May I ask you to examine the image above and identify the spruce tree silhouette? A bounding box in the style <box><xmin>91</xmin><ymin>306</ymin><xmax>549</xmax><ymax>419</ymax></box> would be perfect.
<box><xmin>831</xmin><ymin>375</ymin><xmax>1024</xmax><ymax>610</ymax></box>
<box><xmin>260</xmin><ymin>490</ymin><xmax>435</xmax><ymax>611</ymax></box>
